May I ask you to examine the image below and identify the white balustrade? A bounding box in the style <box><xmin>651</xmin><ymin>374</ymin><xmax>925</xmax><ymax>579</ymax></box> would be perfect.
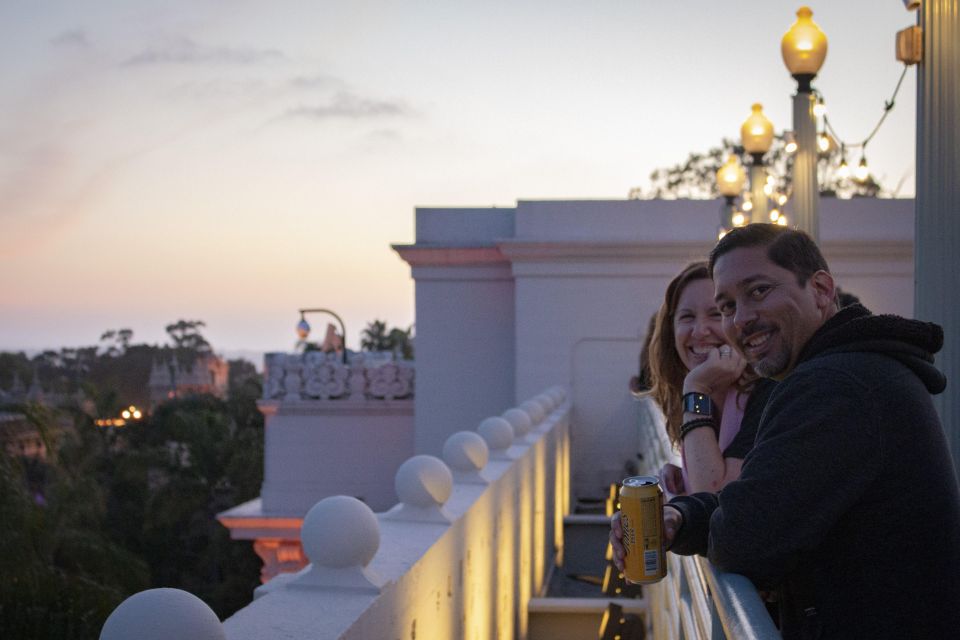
<box><xmin>216</xmin><ymin>387</ymin><xmax>571</xmax><ymax>640</ymax></box>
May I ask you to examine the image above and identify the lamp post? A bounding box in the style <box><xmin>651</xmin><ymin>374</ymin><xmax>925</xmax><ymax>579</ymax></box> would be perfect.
<box><xmin>740</xmin><ymin>103</ymin><xmax>775</xmax><ymax>224</ymax></box>
<box><xmin>296</xmin><ymin>308</ymin><xmax>348</xmax><ymax>363</ymax></box>
<box><xmin>716</xmin><ymin>154</ymin><xmax>747</xmax><ymax>234</ymax></box>
<box><xmin>781</xmin><ymin>6</ymin><xmax>828</xmax><ymax>242</ymax></box>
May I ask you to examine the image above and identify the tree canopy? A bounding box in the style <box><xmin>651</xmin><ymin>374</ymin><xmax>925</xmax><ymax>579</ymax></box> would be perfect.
<box><xmin>629</xmin><ymin>135</ymin><xmax>885</xmax><ymax>201</ymax></box>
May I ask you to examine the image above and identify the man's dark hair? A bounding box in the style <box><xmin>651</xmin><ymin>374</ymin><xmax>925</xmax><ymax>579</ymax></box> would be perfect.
<box><xmin>708</xmin><ymin>224</ymin><xmax>830</xmax><ymax>285</ymax></box>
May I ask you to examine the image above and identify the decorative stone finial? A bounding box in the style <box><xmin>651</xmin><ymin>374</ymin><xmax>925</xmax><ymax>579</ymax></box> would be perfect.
<box><xmin>519</xmin><ymin>400</ymin><xmax>546</xmax><ymax>425</ymax></box>
<box><xmin>443</xmin><ymin>431</ymin><xmax>490</xmax><ymax>485</ymax></box>
<box><xmin>100</xmin><ymin>588</ymin><xmax>225</xmax><ymax>640</ymax></box>
<box><xmin>535</xmin><ymin>393</ymin><xmax>555</xmax><ymax>413</ymax></box>
<box><xmin>479</xmin><ymin>415</ymin><xmax>516</xmax><ymax>457</ymax></box>
<box><xmin>293</xmin><ymin>496</ymin><xmax>382</xmax><ymax>593</ymax></box>
<box><xmin>381</xmin><ymin>455</ymin><xmax>454</xmax><ymax>523</ymax></box>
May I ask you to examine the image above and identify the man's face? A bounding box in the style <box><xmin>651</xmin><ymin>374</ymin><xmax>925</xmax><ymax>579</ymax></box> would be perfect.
<box><xmin>713</xmin><ymin>246</ymin><xmax>834</xmax><ymax>379</ymax></box>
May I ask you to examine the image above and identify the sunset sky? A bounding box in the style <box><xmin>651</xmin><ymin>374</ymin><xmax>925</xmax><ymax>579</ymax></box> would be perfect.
<box><xmin>0</xmin><ymin>1</ymin><xmax>918</xmax><ymax>356</ymax></box>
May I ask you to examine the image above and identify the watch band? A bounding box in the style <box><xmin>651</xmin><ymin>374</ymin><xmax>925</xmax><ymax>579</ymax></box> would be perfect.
<box><xmin>682</xmin><ymin>391</ymin><xmax>714</xmax><ymax>417</ymax></box>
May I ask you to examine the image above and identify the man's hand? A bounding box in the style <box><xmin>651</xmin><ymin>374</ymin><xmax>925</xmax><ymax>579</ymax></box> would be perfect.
<box><xmin>610</xmin><ymin>511</ymin><xmax>626</xmax><ymax>571</ymax></box>
<box><xmin>663</xmin><ymin>505</ymin><xmax>682</xmax><ymax>548</ymax></box>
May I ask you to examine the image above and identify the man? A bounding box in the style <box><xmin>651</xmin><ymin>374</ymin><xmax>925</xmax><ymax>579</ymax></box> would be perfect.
<box><xmin>613</xmin><ymin>225</ymin><xmax>960</xmax><ymax>638</ymax></box>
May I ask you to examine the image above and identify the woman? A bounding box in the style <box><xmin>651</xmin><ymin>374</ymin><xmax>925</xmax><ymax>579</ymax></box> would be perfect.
<box><xmin>643</xmin><ymin>261</ymin><xmax>774</xmax><ymax>495</ymax></box>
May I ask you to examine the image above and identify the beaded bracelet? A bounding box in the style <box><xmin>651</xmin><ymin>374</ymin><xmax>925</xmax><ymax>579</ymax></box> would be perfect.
<box><xmin>679</xmin><ymin>417</ymin><xmax>716</xmax><ymax>441</ymax></box>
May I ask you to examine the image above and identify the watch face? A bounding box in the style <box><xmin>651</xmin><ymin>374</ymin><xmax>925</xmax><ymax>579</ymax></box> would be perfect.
<box><xmin>684</xmin><ymin>392</ymin><xmax>713</xmax><ymax>416</ymax></box>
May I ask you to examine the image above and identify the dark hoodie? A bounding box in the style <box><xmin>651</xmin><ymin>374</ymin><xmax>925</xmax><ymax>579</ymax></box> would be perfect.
<box><xmin>668</xmin><ymin>305</ymin><xmax>960</xmax><ymax>639</ymax></box>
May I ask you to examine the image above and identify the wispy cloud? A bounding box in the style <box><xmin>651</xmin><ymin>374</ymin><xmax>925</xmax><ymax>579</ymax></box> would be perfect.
<box><xmin>123</xmin><ymin>36</ymin><xmax>283</xmax><ymax>66</ymax></box>
<box><xmin>284</xmin><ymin>92</ymin><xmax>412</xmax><ymax>120</ymax></box>
<box><xmin>50</xmin><ymin>29</ymin><xmax>91</xmax><ymax>49</ymax></box>
<box><xmin>289</xmin><ymin>73</ymin><xmax>344</xmax><ymax>91</ymax></box>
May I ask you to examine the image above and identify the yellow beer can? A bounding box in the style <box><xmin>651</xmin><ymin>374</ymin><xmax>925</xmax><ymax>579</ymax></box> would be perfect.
<box><xmin>619</xmin><ymin>475</ymin><xmax>666</xmax><ymax>584</ymax></box>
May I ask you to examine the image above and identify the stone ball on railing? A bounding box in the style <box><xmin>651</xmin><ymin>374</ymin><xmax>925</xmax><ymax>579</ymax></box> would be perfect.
<box><xmin>478</xmin><ymin>416</ymin><xmax>515</xmax><ymax>452</ymax></box>
<box><xmin>533</xmin><ymin>394</ymin><xmax>554</xmax><ymax>415</ymax></box>
<box><xmin>301</xmin><ymin>495</ymin><xmax>380</xmax><ymax>569</ymax></box>
<box><xmin>100</xmin><ymin>588</ymin><xmax>225</xmax><ymax>640</ymax></box>
<box><xmin>519</xmin><ymin>400</ymin><xmax>546</xmax><ymax>425</ymax></box>
<box><xmin>396</xmin><ymin>454</ymin><xmax>453</xmax><ymax>508</ymax></box>
<box><xmin>499</xmin><ymin>409</ymin><xmax>531</xmax><ymax>439</ymax></box>
<box><xmin>442</xmin><ymin>431</ymin><xmax>489</xmax><ymax>472</ymax></box>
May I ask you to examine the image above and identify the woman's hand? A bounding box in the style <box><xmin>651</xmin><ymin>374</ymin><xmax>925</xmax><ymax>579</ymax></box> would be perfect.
<box><xmin>659</xmin><ymin>462</ymin><xmax>685</xmax><ymax>496</ymax></box>
<box><xmin>610</xmin><ymin>511</ymin><xmax>626</xmax><ymax>571</ymax></box>
<box><xmin>683</xmin><ymin>345</ymin><xmax>746</xmax><ymax>396</ymax></box>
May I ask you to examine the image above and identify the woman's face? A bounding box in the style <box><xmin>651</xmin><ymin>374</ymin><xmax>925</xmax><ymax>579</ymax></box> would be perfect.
<box><xmin>673</xmin><ymin>278</ymin><xmax>726</xmax><ymax>372</ymax></box>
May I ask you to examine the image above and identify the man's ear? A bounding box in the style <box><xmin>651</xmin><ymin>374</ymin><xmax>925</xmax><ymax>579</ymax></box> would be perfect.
<box><xmin>809</xmin><ymin>270</ymin><xmax>836</xmax><ymax>311</ymax></box>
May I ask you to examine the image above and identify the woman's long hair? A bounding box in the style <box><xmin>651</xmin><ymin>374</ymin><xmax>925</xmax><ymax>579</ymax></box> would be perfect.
<box><xmin>645</xmin><ymin>261</ymin><xmax>711</xmax><ymax>447</ymax></box>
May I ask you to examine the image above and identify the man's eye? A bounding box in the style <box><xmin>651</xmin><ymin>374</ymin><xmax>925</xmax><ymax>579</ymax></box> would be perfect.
<box><xmin>750</xmin><ymin>285</ymin><xmax>771</xmax><ymax>298</ymax></box>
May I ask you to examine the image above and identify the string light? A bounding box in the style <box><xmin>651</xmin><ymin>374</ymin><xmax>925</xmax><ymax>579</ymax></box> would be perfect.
<box><xmin>819</xmin><ymin>65</ymin><xmax>909</xmax><ymax>181</ymax></box>
<box><xmin>813</xmin><ymin>98</ymin><xmax>827</xmax><ymax>118</ymax></box>
<box><xmin>817</xmin><ymin>133</ymin><xmax>832</xmax><ymax>153</ymax></box>
<box><xmin>732</xmin><ymin>211</ymin><xmax>747</xmax><ymax>227</ymax></box>
<box><xmin>769</xmin><ymin>208</ymin><xmax>781</xmax><ymax>222</ymax></box>
<box><xmin>838</xmin><ymin>156</ymin><xmax>850</xmax><ymax>179</ymax></box>
<box><xmin>718</xmin><ymin>227</ymin><xmax>729</xmax><ymax>240</ymax></box>
<box><xmin>777</xmin><ymin>214</ymin><xmax>789</xmax><ymax>226</ymax></box>
<box><xmin>784</xmin><ymin>131</ymin><xmax>798</xmax><ymax>154</ymax></box>
<box><xmin>777</xmin><ymin>194</ymin><xmax>788</xmax><ymax>206</ymax></box>
<box><xmin>742</xmin><ymin>199</ymin><xmax>754</xmax><ymax>212</ymax></box>
<box><xmin>854</xmin><ymin>156</ymin><xmax>870</xmax><ymax>182</ymax></box>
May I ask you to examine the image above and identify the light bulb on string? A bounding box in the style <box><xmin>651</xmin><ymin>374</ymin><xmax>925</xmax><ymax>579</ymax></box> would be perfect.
<box><xmin>777</xmin><ymin>194</ymin><xmax>788</xmax><ymax>206</ymax></box>
<box><xmin>817</xmin><ymin>133</ymin><xmax>831</xmax><ymax>153</ymax></box>
<box><xmin>777</xmin><ymin>214</ymin><xmax>789</xmax><ymax>226</ymax></box>
<box><xmin>854</xmin><ymin>155</ymin><xmax>870</xmax><ymax>182</ymax></box>
<box><xmin>731</xmin><ymin>211</ymin><xmax>747</xmax><ymax>227</ymax></box>
<box><xmin>769</xmin><ymin>208</ymin><xmax>781</xmax><ymax>222</ymax></box>
<box><xmin>813</xmin><ymin>98</ymin><xmax>827</xmax><ymax>119</ymax></box>
<box><xmin>784</xmin><ymin>131</ymin><xmax>798</xmax><ymax>154</ymax></box>
<box><xmin>742</xmin><ymin>199</ymin><xmax>754</xmax><ymax>212</ymax></box>
<box><xmin>838</xmin><ymin>156</ymin><xmax>850</xmax><ymax>180</ymax></box>
<box><xmin>763</xmin><ymin>182</ymin><xmax>774</xmax><ymax>196</ymax></box>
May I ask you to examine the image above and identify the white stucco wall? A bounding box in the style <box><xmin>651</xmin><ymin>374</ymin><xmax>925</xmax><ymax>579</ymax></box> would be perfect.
<box><xmin>394</xmin><ymin>208</ymin><xmax>518</xmax><ymax>457</ymax></box>
<box><xmin>260</xmin><ymin>402</ymin><xmax>415</xmax><ymax>514</ymax></box>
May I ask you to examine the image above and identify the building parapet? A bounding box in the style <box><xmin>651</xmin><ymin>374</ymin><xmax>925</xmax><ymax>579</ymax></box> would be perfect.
<box><xmin>263</xmin><ymin>352</ymin><xmax>414</xmax><ymax>402</ymax></box>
